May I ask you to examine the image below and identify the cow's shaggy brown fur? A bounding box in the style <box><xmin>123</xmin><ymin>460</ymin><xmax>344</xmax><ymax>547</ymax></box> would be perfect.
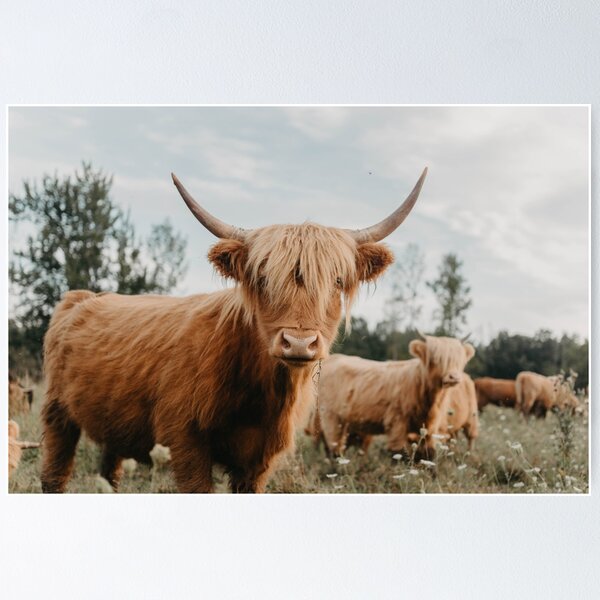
<box><xmin>474</xmin><ymin>377</ymin><xmax>517</xmax><ymax>411</ymax></box>
<box><xmin>316</xmin><ymin>336</ymin><xmax>475</xmax><ymax>457</ymax></box>
<box><xmin>41</xmin><ymin>223</ymin><xmax>396</xmax><ymax>493</ymax></box>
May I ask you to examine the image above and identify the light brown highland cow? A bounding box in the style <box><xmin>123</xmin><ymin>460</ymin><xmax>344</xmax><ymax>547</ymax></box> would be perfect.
<box><xmin>41</xmin><ymin>169</ymin><xmax>427</xmax><ymax>493</ymax></box>
<box><xmin>316</xmin><ymin>334</ymin><xmax>475</xmax><ymax>458</ymax></box>
<box><xmin>515</xmin><ymin>371</ymin><xmax>578</xmax><ymax>418</ymax></box>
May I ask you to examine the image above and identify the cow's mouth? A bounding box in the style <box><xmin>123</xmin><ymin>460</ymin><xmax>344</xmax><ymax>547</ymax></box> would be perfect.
<box><xmin>280</xmin><ymin>357</ymin><xmax>316</xmax><ymax>367</ymax></box>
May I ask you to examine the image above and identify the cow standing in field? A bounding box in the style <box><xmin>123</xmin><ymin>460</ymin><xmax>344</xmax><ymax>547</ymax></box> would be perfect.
<box><xmin>474</xmin><ymin>377</ymin><xmax>517</xmax><ymax>411</ymax></box>
<box><xmin>316</xmin><ymin>334</ymin><xmax>475</xmax><ymax>458</ymax></box>
<box><xmin>515</xmin><ymin>371</ymin><xmax>578</xmax><ymax>418</ymax></box>
<box><xmin>428</xmin><ymin>374</ymin><xmax>479</xmax><ymax>450</ymax></box>
<box><xmin>8</xmin><ymin>373</ymin><xmax>34</xmax><ymax>418</ymax></box>
<box><xmin>41</xmin><ymin>169</ymin><xmax>427</xmax><ymax>493</ymax></box>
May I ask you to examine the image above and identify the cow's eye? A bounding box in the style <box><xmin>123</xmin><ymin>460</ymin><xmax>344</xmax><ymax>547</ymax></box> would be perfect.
<box><xmin>336</xmin><ymin>277</ymin><xmax>344</xmax><ymax>288</ymax></box>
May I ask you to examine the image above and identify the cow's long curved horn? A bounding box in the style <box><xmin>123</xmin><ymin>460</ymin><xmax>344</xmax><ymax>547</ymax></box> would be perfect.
<box><xmin>416</xmin><ymin>329</ymin><xmax>428</xmax><ymax>340</ymax></box>
<box><xmin>171</xmin><ymin>173</ymin><xmax>248</xmax><ymax>241</ymax></box>
<box><xmin>461</xmin><ymin>333</ymin><xmax>472</xmax><ymax>343</ymax></box>
<box><xmin>346</xmin><ymin>167</ymin><xmax>428</xmax><ymax>244</ymax></box>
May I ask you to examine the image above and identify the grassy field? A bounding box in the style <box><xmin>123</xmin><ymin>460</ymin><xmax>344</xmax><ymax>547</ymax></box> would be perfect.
<box><xmin>9</xmin><ymin>383</ymin><xmax>589</xmax><ymax>494</ymax></box>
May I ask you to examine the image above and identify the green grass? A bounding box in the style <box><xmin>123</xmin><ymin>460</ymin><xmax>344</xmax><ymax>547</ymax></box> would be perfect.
<box><xmin>9</xmin><ymin>383</ymin><xmax>589</xmax><ymax>494</ymax></box>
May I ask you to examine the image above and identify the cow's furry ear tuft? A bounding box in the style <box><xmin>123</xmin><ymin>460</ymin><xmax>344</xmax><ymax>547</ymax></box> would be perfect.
<box><xmin>208</xmin><ymin>239</ymin><xmax>247</xmax><ymax>281</ymax></box>
<box><xmin>463</xmin><ymin>342</ymin><xmax>475</xmax><ymax>363</ymax></box>
<box><xmin>356</xmin><ymin>243</ymin><xmax>394</xmax><ymax>282</ymax></box>
<box><xmin>409</xmin><ymin>339</ymin><xmax>427</xmax><ymax>362</ymax></box>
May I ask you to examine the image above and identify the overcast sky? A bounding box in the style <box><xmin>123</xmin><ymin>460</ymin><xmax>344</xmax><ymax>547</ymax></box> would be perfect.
<box><xmin>8</xmin><ymin>106</ymin><xmax>589</xmax><ymax>341</ymax></box>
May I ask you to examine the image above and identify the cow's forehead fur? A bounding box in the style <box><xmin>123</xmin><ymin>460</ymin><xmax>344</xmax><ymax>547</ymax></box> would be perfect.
<box><xmin>244</xmin><ymin>222</ymin><xmax>359</xmax><ymax>317</ymax></box>
<box><xmin>422</xmin><ymin>336</ymin><xmax>469</xmax><ymax>370</ymax></box>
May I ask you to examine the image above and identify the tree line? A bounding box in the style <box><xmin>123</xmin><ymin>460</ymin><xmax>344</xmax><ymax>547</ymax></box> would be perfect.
<box><xmin>8</xmin><ymin>164</ymin><xmax>588</xmax><ymax>388</ymax></box>
<box><xmin>334</xmin><ymin>243</ymin><xmax>588</xmax><ymax>389</ymax></box>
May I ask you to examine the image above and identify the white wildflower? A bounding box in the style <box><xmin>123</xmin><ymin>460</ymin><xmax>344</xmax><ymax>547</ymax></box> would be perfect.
<box><xmin>438</xmin><ymin>444</ymin><xmax>449</xmax><ymax>451</ymax></box>
<box><xmin>573</xmin><ymin>487</ymin><xmax>583</xmax><ymax>493</ymax></box>
<box><xmin>431</xmin><ymin>434</ymin><xmax>445</xmax><ymax>440</ymax></box>
<box><xmin>122</xmin><ymin>458</ymin><xmax>137</xmax><ymax>474</ymax></box>
<box><xmin>409</xmin><ymin>469</ymin><xmax>419</xmax><ymax>476</ymax></box>
<box><xmin>457</xmin><ymin>464</ymin><xmax>467</xmax><ymax>471</ymax></box>
<box><xmin>419</xmin><ymin>459</ymin><xmax>436</xmax><ymax>468</ymax></box>
<box><xmin>509</xmin><ymin>442</ymin><xmax>523</xmax><ymax>453</ymax></box>
<box><xmin>337</xmin><ymin>457</ymin><xmax>350</xmax><ymax>465</ymax></box>
<box><xmin>497</xmin><ymin>455</ymin><xmax>506</xmax><ymax>462</ymax></box>
<box><xmin>513</xmin><ymin>482</ymin><xmax>525</xmax><ymax>488</ymax></box>
<box><xmin>447</xmin><ymin>451</ymin><xmax>455</xmax><ymax>457</ymax></box>
<box><xmin>499</xmin><ymin>414</ymin><xmax>506</xmax><ymax>421</ymax></box>
<box><xmin>392</xmin><ymin>453</ymin><xmax>403</xmax><ymax>461</ymax></box>
<box><xmin>392</xmin><ymin>474</ymin><xmax>406</xmax><ymax>480</ymax></box>
<box><xmin>419</xmin><ymin>427</ymin><xmax>428</xmax><ymax>436</ymax></box>
<box><xmin>150</xmin><ymin>443</ymin><xmax>171</xmax><ymax>466</ymax></box>
<box><xmin>94</xmin><ymin>475</ymin><xmax>114</xmax><ymax>493</ymax></box>
<box><xmin>333</xmin><ymin>485</ymin><xmax>344</xmax><ymax>490</ymax></box>
<box><xmin>326</xmin><ymin>473</ymin><xmax>338</xmax><ymax>479</ymax></box>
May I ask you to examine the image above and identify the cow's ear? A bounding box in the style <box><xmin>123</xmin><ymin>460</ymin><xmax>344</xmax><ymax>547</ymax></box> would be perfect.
<box><xmin>356</xmin><ymin>243</ymin><xmax>394</xmax><ymax>282</ymax></box>
<box><xmin>208</xmin><ymin>239</ymin><xmax>247</xmax><ymax>281</ymax></box>
<box><xmin>463</xmin><ymin>342</ymin><xmax>475</xmax><ymax>363</ymax></box>
<box><xmin>409</xmin><ymin>339</ymin><xmax>427</xmax><ymax>362</ymax></box>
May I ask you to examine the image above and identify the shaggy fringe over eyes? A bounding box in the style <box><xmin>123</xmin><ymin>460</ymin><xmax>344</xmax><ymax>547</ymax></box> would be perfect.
<box><xmin>419</xmin><ymin>336</ymin><xmax>473</xmax><ymax>370</ymax></box>
<box><xmin>245</xmin><ymin>223</ymin><xmax>359</xmax><ymax>324</ymax></box>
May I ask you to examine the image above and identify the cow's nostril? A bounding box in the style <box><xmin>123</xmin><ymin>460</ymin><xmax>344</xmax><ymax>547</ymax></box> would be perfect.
<box><xmin>308</xmin><ymin>339</ymin><xmax>319</xmax><ymax>351</ymax></box>
<box><xmin>282</xmin><ymin>337</ymin><xmax>291</xmax><ymax>350</ymax></box>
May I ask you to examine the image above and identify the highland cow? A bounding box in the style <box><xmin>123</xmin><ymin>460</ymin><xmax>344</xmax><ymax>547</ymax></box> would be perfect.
<box><xmin>474</xmin><ymin>377</ymin><xmax>517</xmax><ymax>411</ymax></box>
<box><xmin>515</xmin><ymin>371</ymin><xmax>578</xmax><ymax>418</ymax></box>
<box><xmin>316</xmin><ymin>334</ymin><xmax>474</xmax><ymax>458</ymax></box>
<box><xmin>41</xmin><ymin>169</ymin><xmax>427</xmax><ymax>493</ymax></box>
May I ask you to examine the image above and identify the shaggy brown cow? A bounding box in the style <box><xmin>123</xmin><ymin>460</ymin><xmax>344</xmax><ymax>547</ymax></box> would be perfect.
<box><xmin>474</xmin><ymin>377</ymin><xmax>516</xmax><ymax>411</ymax></box>
<box><xmin>316</xmin><ymin>334</ymin><xmax>475</xmax><ymax>457</ymax></box>
<box><xmin>515</xmin><ymin>371</ymin><xmax>578</xmax><ymax>418</ymax></box>
<box><xmin>41</xmin><ymin>169</ymin><xmax>427</xmax><ymax>493</ymax></box>
<box><xmin>428</xmin><ymin>374</ymin><xmax>479</xmax><ymax>450</ymax></box>
<box><xmin>8</xmin><ymin>373</ymin><xmax>34</xmax><ymax>418</ymax></box>
<box><xmin>8</xmin><ymin>420</ymin><xmax>40</xmax><ymax>478</ymax></box>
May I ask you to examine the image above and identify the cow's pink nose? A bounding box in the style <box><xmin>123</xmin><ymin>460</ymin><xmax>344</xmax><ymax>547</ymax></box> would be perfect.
<box><xmin>278</xmin><ymin>331</ymin><xmax>320</xmax><ymax>361</ymax></box>
<box><xmin>443</xmin><ymin>371</ymin><xmax>462</xmax><ymax>386</ymax></box>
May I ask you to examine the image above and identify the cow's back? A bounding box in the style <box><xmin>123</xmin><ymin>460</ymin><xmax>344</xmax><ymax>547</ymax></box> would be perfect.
<box><xmin>319</xmin><ymin>354</ymin><xmax>415</xmax><ymax>423</ymax></box>
<box><xmin>475</xmin><ymin>377</ymin><xmax>516</xmax><ymax>409</ymax></box>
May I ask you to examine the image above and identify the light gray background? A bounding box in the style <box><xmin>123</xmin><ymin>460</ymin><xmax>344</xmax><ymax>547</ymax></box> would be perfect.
<box><xmin>0</xmin><ymin>2</ymin><xmax>597</xmax><ymax>599</ymax></box>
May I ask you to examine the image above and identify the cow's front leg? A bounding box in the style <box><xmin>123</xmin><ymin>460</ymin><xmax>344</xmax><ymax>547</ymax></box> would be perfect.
<box><xmin>168</xmin><ymin>429</ymin><xmax>213</xmax><ymax>493</ymax></box>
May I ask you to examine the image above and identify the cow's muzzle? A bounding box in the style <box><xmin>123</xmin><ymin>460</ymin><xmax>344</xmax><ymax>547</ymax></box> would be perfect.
<box><xmin>442</xmin><ymin>372</ymin><xmax>462</xmax><ymax>387</ymax></box>
<box><xmin>273</xmin><ymin>329</ymin><xmax>322</xmax><ymax>365</ymax></box>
